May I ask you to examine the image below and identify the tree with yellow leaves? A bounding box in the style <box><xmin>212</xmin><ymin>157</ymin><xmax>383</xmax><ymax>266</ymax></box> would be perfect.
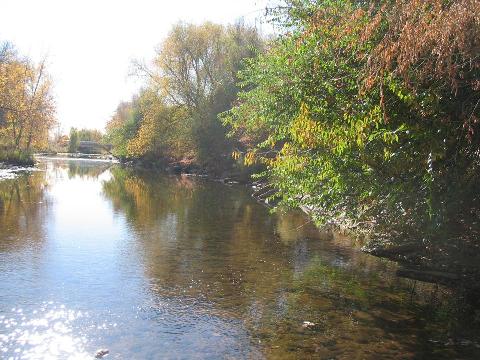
<box><xmin>0</xmin><ymin>41</ymin><xmax>55</xmax><ymax>163</ymax></box>
<box><xmin>123</xmin><ymin>22</ymin><xmax>263</xmax><ymax>171</ymax></box>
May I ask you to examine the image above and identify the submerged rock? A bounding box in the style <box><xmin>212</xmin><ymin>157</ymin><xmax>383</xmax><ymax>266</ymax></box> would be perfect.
<box><xmin>302</xmin><ymin>321</ymin><xmax>316</xmax><ymax>329</ymax></box>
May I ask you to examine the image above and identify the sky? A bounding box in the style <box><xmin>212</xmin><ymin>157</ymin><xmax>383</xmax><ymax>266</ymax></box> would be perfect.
<box><xmin>0</xmin><ymin>0</ymin><xmax>271</xmax><ymax>133</ymax></box>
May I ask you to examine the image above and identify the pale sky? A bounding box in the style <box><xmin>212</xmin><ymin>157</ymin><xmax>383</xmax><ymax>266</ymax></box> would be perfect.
<box><xmin>0</xmin><ymin>0</ymin><xmax>271</xmax><ymax>133</ymax></box>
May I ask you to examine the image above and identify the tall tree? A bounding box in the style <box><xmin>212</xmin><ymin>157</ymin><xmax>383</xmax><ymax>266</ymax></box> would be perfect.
<box><xmin>0</xmin><ymin>42</ymin><xmax>55</xmax><ymax>152</ymax></box>
<box><xmin>68</xmin><ymin>128</ymin><xmax>79</xmax><ymax>153</ymax></box>
<box><xmin>145</xmin><ymin>22</ymin><xmax>261</xmax><ymax>166</ymax></box>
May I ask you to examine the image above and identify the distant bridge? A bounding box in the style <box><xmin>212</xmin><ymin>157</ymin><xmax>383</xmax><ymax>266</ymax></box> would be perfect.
<box><xmin>77</xmin><ymin>141</ymin><xmax>113</xmax><ymax>154</ymax></box>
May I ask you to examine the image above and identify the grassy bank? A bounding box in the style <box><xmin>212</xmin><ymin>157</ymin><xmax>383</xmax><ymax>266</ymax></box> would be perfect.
<box><xmin>0</xmin><ymin>150</ymin><xmax>35</xmax><ymax>167</ymax></box>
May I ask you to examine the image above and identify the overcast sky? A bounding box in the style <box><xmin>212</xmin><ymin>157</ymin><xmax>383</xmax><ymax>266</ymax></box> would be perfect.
<box><xmin>0</xmin><ymin>0</ymin><xmax>271</xmax><ymax>133</ymax></box>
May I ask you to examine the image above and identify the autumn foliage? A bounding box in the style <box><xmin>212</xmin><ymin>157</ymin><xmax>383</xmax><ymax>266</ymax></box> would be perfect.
<box><xmin>105</xmin><ymin>22</ymin><xmax>263</xmax><ymax>173</ymax></box>
<box><xmin>364</xmin><ymin>0</ymin><xmax>480</xmax><ymax>139</ymax></box>
<box><xmin>224</xmin><ymin>0</ymin><xmax>480</xmax><ymax>235</ymax></box>
<box><xmin>0</xmin><ymin>42</ymin><xmax>55</xmax><ymax>157</ymax></box>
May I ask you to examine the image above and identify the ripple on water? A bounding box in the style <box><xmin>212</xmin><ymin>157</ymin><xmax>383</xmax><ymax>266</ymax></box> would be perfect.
<box><xmin>0</xmin><ymin>302</ymin><xmax>91</xmax><ymax>360</ymax></box>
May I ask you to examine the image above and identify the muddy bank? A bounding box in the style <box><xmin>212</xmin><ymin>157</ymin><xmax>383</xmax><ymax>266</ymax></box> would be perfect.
<box><xmin>362</xmin><ymin>235</ymin><xmax>480</xmax><ymax>289</ymax></box>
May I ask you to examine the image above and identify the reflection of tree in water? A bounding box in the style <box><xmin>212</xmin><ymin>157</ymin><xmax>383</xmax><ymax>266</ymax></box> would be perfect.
<box><xmin>0</xmin><ymin>171</ymin><xmax>49</xmax><ymax>250</ymax></box>
<box><xmin>101</xmin><ymin>168</ymin><xmax>328</xmax><ymax>304</ymax></box>
<box><xmin>263</xmin><ymin>258</ymin><xmax>480</xmax><ymax>359</ymax></box>
<box><xmin>65</xmin><ymin>161</ymin><xmax>112</xmax><ymax>179</ymax></box>
<box><xmin>101</xmin><ymin>167</ymin><xmax>480</xmax><ymax>359</ymax></box>
<box><xmin>41</xmin><ymin>159</ymin><xmax>113</xmax><ymax>180</ymax></box>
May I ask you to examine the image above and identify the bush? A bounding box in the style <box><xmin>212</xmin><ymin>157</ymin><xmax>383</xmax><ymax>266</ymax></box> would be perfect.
<box><xmin>224</xmin><ymin>0</ymin><xmax>480</xmax><ymax>233</ymax></box>
<box><xmin>0</xmin><ymin>149</ymin><xmax>35</xmax><ymax>166</ymax></box>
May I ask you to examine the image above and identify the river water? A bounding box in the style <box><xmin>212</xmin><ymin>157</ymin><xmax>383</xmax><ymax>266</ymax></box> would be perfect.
<box><xmin>0</xmin><ymin>159</ymin><xmax>478</xmax><ymax>359</ymax></box>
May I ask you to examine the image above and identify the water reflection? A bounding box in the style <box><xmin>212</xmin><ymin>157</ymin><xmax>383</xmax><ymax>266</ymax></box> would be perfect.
<box><xmin>101</xmin><ymin>167</ymin><xmax>480</xmax><ymax>358</ymax></box>
<box><xmin>102</xmin><ymin>168</ymin><xmax>330</xmax><ymax>307</ymax></box>
<box><xmin>0</xmin><ymin>169</ymin><xmax>49</xmax><ymax>252</ymax></box>
<box><xmin>66</xmin><ymin>161</ymin><xmax>112</xmax><ymax>180</ymax></box>
<box><xmin>0</xmin><ymin>160</ymin><xmax>478</xmax><ymax>359</ymax></box>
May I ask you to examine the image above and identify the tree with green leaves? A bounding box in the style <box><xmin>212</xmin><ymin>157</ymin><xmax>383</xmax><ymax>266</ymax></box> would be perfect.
<box><xmin>68</xmin><ymin>128</ymin><xmax>79</xmax><ymax>153</ymax></box>
<box><xmin>223</xmin><ymin>0</ymin><xmax>480</xmax><ymax>237</ymax></box>
<box><xmin>107</xmin><ymin>21</ymin><xmax>264</xmax><ymax>172</ymax></box>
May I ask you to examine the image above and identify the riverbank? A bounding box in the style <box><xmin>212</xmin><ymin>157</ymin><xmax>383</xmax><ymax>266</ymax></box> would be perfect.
<box><xmin>362</xmin><ymin>227</ymin><xmax>480</xmax><ymax>289</ymax></box>
<box><xmin>249</xmin><ymin>192</ymin><xmax>476</xmax><ymax>290</ymax></box>
<box><xmin>299</xmin><ymin>201</ymin><xmax>480</xmax><ymax>291</ymax></box>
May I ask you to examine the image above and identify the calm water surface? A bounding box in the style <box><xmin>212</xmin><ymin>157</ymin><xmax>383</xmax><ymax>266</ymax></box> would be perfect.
<box><xmin>0</xmin><ymin>159</ymin><xmax>479</xmax><ymax>359</ymax></box>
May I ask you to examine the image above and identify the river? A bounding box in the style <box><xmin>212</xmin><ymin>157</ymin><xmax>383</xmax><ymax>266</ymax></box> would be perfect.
<box><xmin>0</xmin><ymin>159</ymin><xmax>478</xmax><ymax>359</ymax></box>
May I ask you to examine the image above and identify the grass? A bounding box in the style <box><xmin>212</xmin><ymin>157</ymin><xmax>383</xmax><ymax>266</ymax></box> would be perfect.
<box><xmin>0</xmin><ymin>149</ymin><xmax>35</xmax><ymax>166</ymax></box>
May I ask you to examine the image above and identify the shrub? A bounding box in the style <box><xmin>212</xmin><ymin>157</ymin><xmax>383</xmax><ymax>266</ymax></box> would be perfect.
<box><xmin>0</xmin><ymin>149</ymin><xmax>35</xmax><ymax>166</ymax></box>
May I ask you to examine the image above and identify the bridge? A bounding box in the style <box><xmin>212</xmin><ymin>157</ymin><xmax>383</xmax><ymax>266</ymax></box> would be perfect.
<box><xmin>77</xmin><ymin>141</ymin><xmax>113</xmax><ymax>154</ymax></box>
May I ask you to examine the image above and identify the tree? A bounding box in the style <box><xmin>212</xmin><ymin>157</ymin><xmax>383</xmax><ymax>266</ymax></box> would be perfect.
<box><xmin>0</xmin><ymin>41</ymin><xmax>55</xmax><ymax>153</ymax></box>
<box><xmin>127</xmin><ymin>21</ymin><xmax>264</xmax><ymax>170</ymax></box>
<box><xmin>125</xmin><ymin>89</ymin><xmax>192</xmax><ymax>163</ymax></box>
<box><xmin>223</xmin><ymin>0</ymin><xmax>480</xmax><ymax>234</ymax></box>
<box><xmin>68</xmin><ymin>128</ymin><xmax>79</xmax><ymax>153</ymax></box>
<box><xmin>104</xmin><ymin>97</ymin><xmax>143</xmax><ymax>159</ymax></box>
<box><xmin>77</xmin><ymin>128</ymin><xmax>103</xmax><ymax>142</ymax></box>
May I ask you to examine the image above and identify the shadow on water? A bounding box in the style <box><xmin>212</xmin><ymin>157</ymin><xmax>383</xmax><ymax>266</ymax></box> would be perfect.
<box><xmin>0</xmin><ymin>160</ymin><xmax>479</xmax><ymax>359</ymax></box>
<box><xmin>101</xmin><ymin>167</ymin><xmax>480</xmax><ymax>359</ymax></box>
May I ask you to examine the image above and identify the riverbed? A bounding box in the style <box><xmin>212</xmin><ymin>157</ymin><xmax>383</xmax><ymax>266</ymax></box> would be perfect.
<box><xmin>0</xmin><ymin>159</ymin><xmax>478</xmax><ymax>359</ymax></box>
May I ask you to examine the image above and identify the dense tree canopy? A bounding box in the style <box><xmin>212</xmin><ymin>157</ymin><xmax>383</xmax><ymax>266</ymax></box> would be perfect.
<box><xmin>224</xmin><ymin>0</ymin><xmax>480</xmax><ymax>234</ymax></box>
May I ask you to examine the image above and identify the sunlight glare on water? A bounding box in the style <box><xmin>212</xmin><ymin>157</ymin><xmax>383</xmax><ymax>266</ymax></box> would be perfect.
<box><xmin>0</xmin><ymin>302</ymin><xmax>90</xmax><ymax>360</ymax></box>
